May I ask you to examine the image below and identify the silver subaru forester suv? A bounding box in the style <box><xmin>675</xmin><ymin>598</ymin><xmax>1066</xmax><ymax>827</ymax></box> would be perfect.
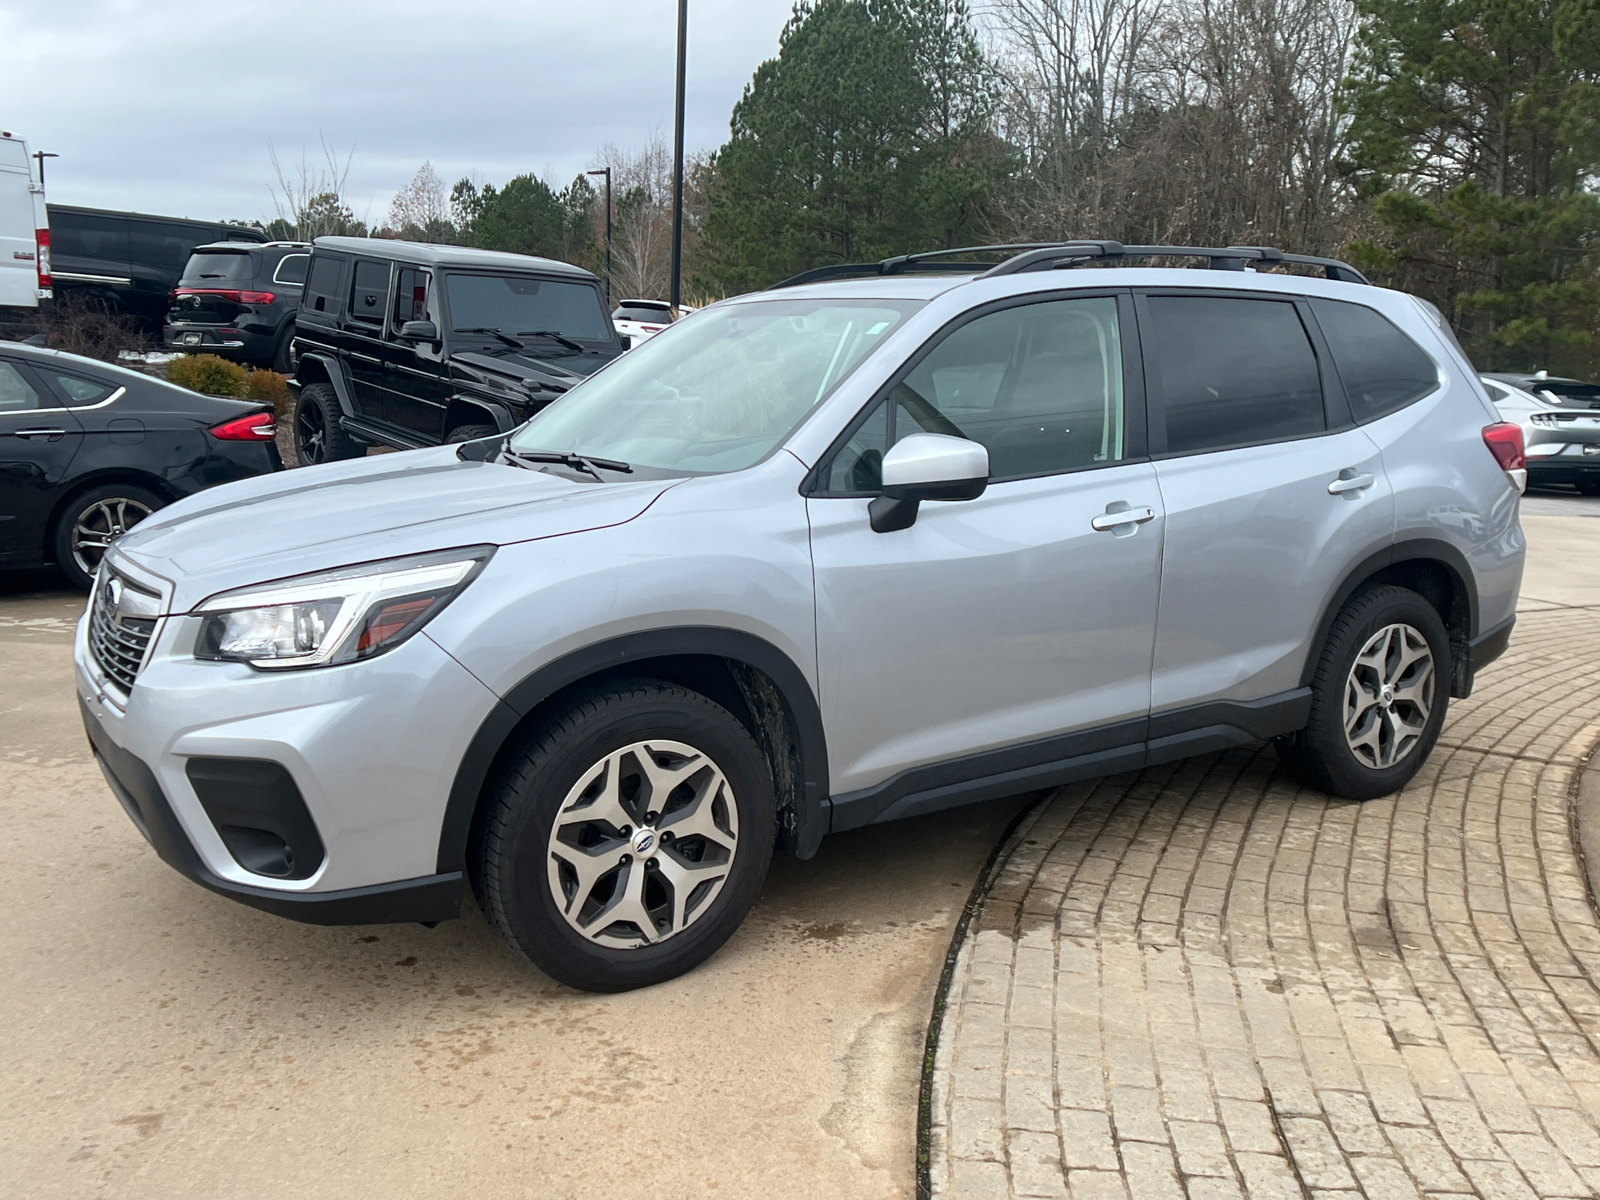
<box><xmin>77</xmin><ymin>241</ymin><xmax>1527</xmax><ymax>992</ymax></box>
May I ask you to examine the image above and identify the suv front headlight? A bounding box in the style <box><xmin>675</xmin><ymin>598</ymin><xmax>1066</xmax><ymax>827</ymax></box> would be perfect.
<box><xmin>194</xmin><ymin>546</ymin><xmax>494</xmax><ymax>670</ymax></box>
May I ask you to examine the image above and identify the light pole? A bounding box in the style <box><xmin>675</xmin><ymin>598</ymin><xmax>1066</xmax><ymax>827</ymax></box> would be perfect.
<box><xmin>586</xmin><ymin>167</ymin><xmax>612</xmax><ymax>306</ymax></box>
<box><xmin>32</xmin><ymin>151</ymin><xmax>57</xmax><ymax>192</ymax></box>
<box><xmin>670</xmin><ymin>0</ymin><xmax>687</xmax><ymax>313</ymax></box>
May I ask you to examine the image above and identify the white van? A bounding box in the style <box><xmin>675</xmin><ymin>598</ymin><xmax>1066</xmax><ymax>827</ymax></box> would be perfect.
<box><xmin>0</xmin><ymin>130</ymin><xmax>50</xmax><ymax>320</ymax></box>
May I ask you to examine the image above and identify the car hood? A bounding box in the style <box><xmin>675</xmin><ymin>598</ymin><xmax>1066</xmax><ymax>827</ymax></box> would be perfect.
<box><xmin>110</xmin><ymin>445</ymin><xmax>675</xmax><ymax>612</ymax></box>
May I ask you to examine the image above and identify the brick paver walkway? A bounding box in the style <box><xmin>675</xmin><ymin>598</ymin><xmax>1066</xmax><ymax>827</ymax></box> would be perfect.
<box><xmin>928</xmin><ymin>607</ymin><xmax>1600</xmax><ymax>1198</ymax></box>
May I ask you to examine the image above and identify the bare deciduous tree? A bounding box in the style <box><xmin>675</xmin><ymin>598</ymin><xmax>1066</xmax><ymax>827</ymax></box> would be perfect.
<box><xmin>384</xmin><ymin>161</ymin><xmax>452</xmax><ymax>241</ymax></box>
<box><xmin>267</xmin><ymin>136</ymin><xmax>367</xmax><ymax>240</ymax></box>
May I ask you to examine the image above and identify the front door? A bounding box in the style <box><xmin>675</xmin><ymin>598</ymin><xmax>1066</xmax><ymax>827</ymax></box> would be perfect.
<box><xmin>807</xmin><ymin>293</ymin><xmax>1163</xmax><ymax>828</ymax></box>
<box><xmin>1137</xmin><ymin>291</ymin><xmax>1396</xmax><ymax>724</ymax></box>
<box><xmin>0</xmin><ymin>357</ymin><xmax>84</xmax><ymax>562</ymax></box>
<box><xmin>379</xmin><ymin>266</ymin><xmax>451</xmax><ymax>443</ymax></box>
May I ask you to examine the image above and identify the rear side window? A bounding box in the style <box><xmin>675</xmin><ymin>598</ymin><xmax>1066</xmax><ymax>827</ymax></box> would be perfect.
<box><xmin>0</xmin><ymin>361</ymin><xmax>44</xmax><ymax>411</ymax></box>
<box><xmin>181</xmin><ymin>251</ymin><xmax>254</xmax><ymax>285</ymax></box>
<box><xmin>1144</xmin><ymin>296</ymin><xmax>1324</xmax><ymax>455</ymax></box>
<box><xmin>1311</xmin><ymin>299</ymin><xmax>1438</xmax><ymax>423</ymax></box>
<box><xmin>50</xmin><ymin>212</ymin><xmax>129</xmax><ymax>267</ymax></box>
<box><xmin>349</xmin><ymin>260</ymin><xmax>390</xmax><ymax>326</ymax></box>
<box><xmin>130</xmin><ymin>220</ymin><xmax>201</xmax><ymax>275</ymax></box>
<box><xmin>304</xmin><ymin>255</ymin><xmax>345</xmax><ymax>316</ymax></box>
<box><xmin>272</xmin><ymin>254</ymin><xmax>310</xmax><ymax>286</ymax></box>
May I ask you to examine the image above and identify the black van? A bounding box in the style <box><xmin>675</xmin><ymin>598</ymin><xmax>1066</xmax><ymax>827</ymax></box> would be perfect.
<box><xmin>47</xmin><ymin>206</ymin><xmax>266</xmax><ymax>332</ymax></box>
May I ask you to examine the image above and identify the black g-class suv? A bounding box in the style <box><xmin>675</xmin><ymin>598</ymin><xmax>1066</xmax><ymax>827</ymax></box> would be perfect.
<box><xmin>288</xmin><ymin>238</ymin><xmax>623</xmax><ymax>463</ymax></box>
<box><xmin>164</xmin><ymin>241</ymin><xmax>310</xmax><ymax>371</ymax></box>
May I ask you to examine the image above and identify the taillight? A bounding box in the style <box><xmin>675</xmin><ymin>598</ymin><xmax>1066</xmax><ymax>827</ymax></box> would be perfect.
<box><xmin>173</xmin><ymin>288</ymin><xmax>275</xmax><ymax>306</ymax></box>
<box><xmin>1482</xmin><ymin>422</ymin><xmax>1526</xmax><ymax>471</ymax></box>
<box><xmin>35</xmin><ymin>228</ymin><xmax>50</xmax><ymax>289</ymax></box>
<box><xmin>210</xmin><ymin>412</ymin><xmax>277</xmax><ymax>441</ymax></box>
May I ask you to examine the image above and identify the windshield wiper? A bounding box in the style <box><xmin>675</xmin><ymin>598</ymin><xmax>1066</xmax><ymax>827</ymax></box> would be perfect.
<box><xmin>517</xmin><ymin>329</ymin><xmax>586</xmax><ymax>354</ymax></box>
<box><xmin>458</xmin><ymin>326</ymin><xmax>525</xmax><ymax>349</ymax></box>
<box><xmin>502</xmin><ymin>447</ymin><xmax>633</xmax><ymax>479</ymax></box>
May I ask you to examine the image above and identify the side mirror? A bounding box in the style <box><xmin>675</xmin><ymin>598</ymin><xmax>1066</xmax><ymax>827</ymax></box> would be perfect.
<box><xmin>869</xmin><ymin>433</ymin><xmax>989</xmax><ymax>533</ymax></box>
<box><xmin>399</xmin><ymin>319</ymin><xmax>438</xmax><ymax>342</ymax></box>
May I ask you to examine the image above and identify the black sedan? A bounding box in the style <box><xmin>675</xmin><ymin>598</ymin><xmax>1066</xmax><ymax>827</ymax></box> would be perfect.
<box><xmin>0</xmin><ymin>342</ymin><xmax>282</xmax><ymax>589</ymax></box>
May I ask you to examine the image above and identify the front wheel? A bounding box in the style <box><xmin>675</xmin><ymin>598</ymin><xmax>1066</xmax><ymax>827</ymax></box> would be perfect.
<box><xmin>1277</xmin><ymin>585</ymin><xmax>1450</xmax><ymax>800</ymax></box>
<box><xmin>472</xmin><ymin>681</ymin><xmax>776</xmax><ymax>992</ymax></box>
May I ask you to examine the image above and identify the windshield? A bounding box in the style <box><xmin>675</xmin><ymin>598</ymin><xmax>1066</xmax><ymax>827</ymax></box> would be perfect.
<box><xmin>509</xmin><ymin>297</ymin><xmax>923</xmax><ymax>474</ymax></box>
<box><xmin>445</xmin><ymin>273</ymin><xmax>609</xmax><ymax>341</ymax></box>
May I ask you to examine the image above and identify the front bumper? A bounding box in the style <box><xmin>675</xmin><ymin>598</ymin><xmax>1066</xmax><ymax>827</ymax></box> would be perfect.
<box><xmin>75</xmin><ymin>561</ymin><xmax>502</xmax><ymax>923</ymax></box>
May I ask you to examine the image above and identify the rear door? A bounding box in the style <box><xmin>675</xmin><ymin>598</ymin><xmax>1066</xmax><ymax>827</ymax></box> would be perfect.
<box><xmin>1139</xmin><ymin>290</ymin><xmax>1394</xmax><ymax>737</ymax></box>
<box><xmin>343</xmin><ymin>258</ymin><xmax>393</xmax><ymax>422</ymax></box>
<box><xmin>0</xmin><ymin>356</ymin><xmax>84</xmax><ymax>563</ymax></box>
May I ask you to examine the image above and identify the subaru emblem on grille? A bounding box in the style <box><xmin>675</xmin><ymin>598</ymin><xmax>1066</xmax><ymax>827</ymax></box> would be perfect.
<box><xmin>106</xmin><ymin>577</ymin><xmax>124</xmax><ymax>621</ymax></box>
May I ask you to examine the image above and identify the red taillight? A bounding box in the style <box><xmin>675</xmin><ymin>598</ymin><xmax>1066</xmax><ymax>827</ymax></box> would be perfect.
<box><xmin>1482</xmin><ymin>421</ymin><xmax>1526</xmax><ymax>471</ymax></box>
<box><xmin>35</xmin><ymin>228</ymin><xmax>50</xmax><ymax>289</ymax></box>
<box><xmin>210</xmin><ymin>412</ymin><xmax>277</xmax><ymax>441</ymax></box>
<box><xmin>173</xmin><ymin>288</ymin><xmax>275</xmax><ymax>306</ymax></box>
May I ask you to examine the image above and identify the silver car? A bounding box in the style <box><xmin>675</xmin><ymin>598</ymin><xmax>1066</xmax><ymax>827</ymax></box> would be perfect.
<box><xmin>1481</xmin><ymin>371</ymin><xmax>1600</xmax><ymax>495</ymax></box>
<box><xmin>76</xmin><ymin>242</ymin><xmax>1527</xmax><ymax>991</ymax></box>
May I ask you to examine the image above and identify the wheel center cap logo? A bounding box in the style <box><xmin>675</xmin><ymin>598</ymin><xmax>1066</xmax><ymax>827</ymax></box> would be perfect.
<box><xmin>632</xmin><ymin>829</ymin><xmax>656</xmax><ymax>855</ymax></box>
<box><xmin>1380</xmin><ymin>685</ymin><xmax>1395</xmax><ymax>706</ymax></box>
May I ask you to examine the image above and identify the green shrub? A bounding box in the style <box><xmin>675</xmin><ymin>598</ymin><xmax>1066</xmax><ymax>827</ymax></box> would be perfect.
<box><xmin>167</xmin><ymin>354</ymin><xmax>249</xmax><ymax>397</ymax></box>
<box><xmin>245</xmin><ymin>368</ymin><xmax>292</xmax><ymax>417</ymax></box>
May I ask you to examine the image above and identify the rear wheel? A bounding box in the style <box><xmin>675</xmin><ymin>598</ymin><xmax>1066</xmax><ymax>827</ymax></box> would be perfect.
<box><xmin>51</xmin><ymin>482</ymin><xmax>164</xmax><ymax>590</ymax></box>
<box><xmin>1277</xmin><ymin>585</ymin><xmax>1450</xmax><ymax>800</ymax></box>
<box><xmin>271</xmin><ymin>323</ymin><xmax>295</xmax><ymax>374</ymax></box>
<box><xmin>293</xmin><ymin>382</ymin><xmax>358</xmax><ymax>465</ymax></box>
<box><xmin>472</xmin><ymin>681</ymin><xmax>775</xmax><ymax>992</ymax></box>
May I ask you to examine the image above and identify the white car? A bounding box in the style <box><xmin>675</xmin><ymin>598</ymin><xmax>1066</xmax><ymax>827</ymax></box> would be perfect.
<box><xmin>612</xmin><ymin>299</ymin><xmax>691</xmax><ymax>348</ymax></box>
<box><xmin>0</xmin><ymin>130</ymin><xmax>50</xmax><ymax>323</ymax></box>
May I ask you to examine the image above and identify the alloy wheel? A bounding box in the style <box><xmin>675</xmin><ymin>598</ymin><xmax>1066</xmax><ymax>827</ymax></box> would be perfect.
<box><xmin>545</xmin><ymin>739</ymin><xmax>739</xmax><ymax>949</ymax></box>
<box><xmin>1343</xmin><ymin>622</ymin><xmax>1435</xmax><ymax>770</ymax></box>
<box><xmin>296</xmin><ymin>401</ymin><xmax>326</xmax><ymax>464</ymax></box>
<box><xmin>71</xmin><ymin>497</ymin><xmax>153</xmax><ymax>577</ymax></box>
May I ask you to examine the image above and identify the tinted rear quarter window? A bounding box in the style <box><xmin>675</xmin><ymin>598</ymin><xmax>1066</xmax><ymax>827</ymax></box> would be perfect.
<box><xmin>51</xmin><ymin>212</ymin><xmax>129</xmax><ymax>266</ymax></box>
<box><xmin>1144</xmin><ymin>295</ymin><xmax>1325</xmax><ymax>455</ymax></box>
<box><xmin>47</xmin><ymin>371</ymin><xmax>117</xmax><ymax>406</ymax></box>
<box><xmin>1310</xmin><ymin>299</ymin><xmax>1438</xmax><ymax>423</ymax></box>
<box><xmin>130</xmin><ymin>220</ymin><xmax>206</xmax><ymax>276</ymax></box>
<box><xmin>273</xmin><ymin>253</ymin><xmax>310</xmax><ymax>286</ymax></box>
<box><xmin>303</xmin><ymin>255</ymin><xmax>345</xmax><ymax>318</ymax></box>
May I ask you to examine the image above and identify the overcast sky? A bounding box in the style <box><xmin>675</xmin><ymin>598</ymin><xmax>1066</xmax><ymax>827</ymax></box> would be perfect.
<box><xmin>1</xmin><ymin>0</ymin><xmax>795</xmax><ymax>225</ymax></box>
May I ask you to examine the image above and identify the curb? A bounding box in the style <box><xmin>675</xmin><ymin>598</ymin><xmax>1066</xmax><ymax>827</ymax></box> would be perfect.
<box><xmin>1571</xmin><ymin>742</ymin><xmax>1600</xmax><ymax>914</ymax></box>
<box><xmin>915</xmin><ymin>793</ymin><xmax>1048</xmax><ymax>1200</ymax></box>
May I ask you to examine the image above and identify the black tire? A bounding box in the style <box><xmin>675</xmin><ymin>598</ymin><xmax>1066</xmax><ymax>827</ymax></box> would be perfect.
<box><xmin>1576</xmin><ymin>476</ymin><xmax>1600</xmax><ymax>497</ymax></box>
<box><xmin>51</xmin><ymin>482</ymin><xmax>165</xmax><ymax>590</ymax></box>
<box><xmin>271</xmin><ymin>323</ymin><xmax>295</xmax><ymax>374</ymax></box>
<box><xmin>445</xmin><ymin>423</ymin><xmax>499</xmax><ymax>444</ymax></box>
<box><xmin>1276</xmin><ymin>585</ymin><xmax>1450</xmax><ymax>800</ymax></box>
<box><xmin>293</xmin><ymin>382</ymin><xmax>358</xmax><ymax>465</ymax></box>
<box><xmin>472</xmin><ymin>680</ymin><xmax>776</xmax><ymax>992</ymax></box>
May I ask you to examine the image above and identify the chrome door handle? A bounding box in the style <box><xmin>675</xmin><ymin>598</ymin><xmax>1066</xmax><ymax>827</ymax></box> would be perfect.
<box><xmin>14</xmin><ymin>428</ymin><xmax>69</xmax><ymax>441</ymax></box>
<box><xmin>1091</xmin><ymin>505</ymin><xmax>1156</xmax><ymax>531</ymax></box>
<box><xmin>1327</xmin><ymin>471</ymin><xmax>1375</xmax><ymax>495</ymax></box>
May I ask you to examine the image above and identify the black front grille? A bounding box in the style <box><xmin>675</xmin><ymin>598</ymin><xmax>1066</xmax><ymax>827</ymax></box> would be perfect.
<box><xmin>88</xmin><ymin>573</ymin><xmax>158</xmax><ymax>693</ymax></box>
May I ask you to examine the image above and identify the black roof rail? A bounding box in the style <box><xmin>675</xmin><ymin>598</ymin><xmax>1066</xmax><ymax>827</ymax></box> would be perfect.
<box><xmin>770</xmin><ymin>240</ymin><xmax>1369</xmax><ymax>289</ymax></box>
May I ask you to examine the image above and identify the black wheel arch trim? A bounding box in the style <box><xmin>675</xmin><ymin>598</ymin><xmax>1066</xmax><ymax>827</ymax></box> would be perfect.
<box><xmin>294</xmin><ymin>352</ymin><xmax>357</xmax><ymax>416</ymax></box>
<box><xmin>1299</xmin><ymin>537</ymin><xmax>1482</xmax><ymax>694</ymax></box>
<box><xmin>82</xmin><ymin>698</ymin><xmax>461</xmax><ymax>926</ymax></box>
<box><xmin>436</xmin><ymin>627</ymin><xmax>831</xmax><ymax>874</ymax></box>
<box><xmin>445</xmin><ymin>395</ymin><xmax>514</xmax><ymax>434</ymax></box>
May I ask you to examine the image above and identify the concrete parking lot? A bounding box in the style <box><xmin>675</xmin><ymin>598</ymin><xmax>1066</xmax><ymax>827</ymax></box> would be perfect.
<box><xmin>1</xmin><ymin>489</ymin><xmax>1595</xmax><ymax>1199</ymax></box>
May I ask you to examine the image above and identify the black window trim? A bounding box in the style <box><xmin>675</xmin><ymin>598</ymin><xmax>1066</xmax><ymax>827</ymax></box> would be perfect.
<box><xmin>1300</xmin><ymin>296</ymin><xmax>1442</xmax><ymax>427</ymax></box>
<box><xmin>1133</xmin><ymin>286</ymin><xmax>1344</xmax><ymax>461</ymax></box>
<box><xmin>802</xmin><ymin>288</ymin><xmax>1150</xmax><ymax>498</ymax></box>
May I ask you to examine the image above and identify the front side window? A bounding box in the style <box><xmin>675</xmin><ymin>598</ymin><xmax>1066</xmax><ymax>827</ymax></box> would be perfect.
<box><xmin>393</xmin><ymin>267</ymin><xmax>433</xmax><ymax>327</ymax></box>
<box><xmin>822</xmin><ymin>296</ymin><xmax>1125</xmax><ymax>492</ymax></box>
<box><xmin>446</xmin><ymin>274</ymin><xmax>609</xmax><ymax>342</ymax></box>
<box><xmin>1310</xmin><ymin>298</ymin><xmax>1439</xmax><ymax>423</ymax></box>
<box><xmin>349</xmin><ymin>260</ymin><xmax>391</xmax><ymax>326</ymax></box>
<box><xmin>0</xmin><ymin>361</ymin><xmax>44</xmax><ymax>412</ymax></box>
<box><xmin>510</xmin><ymin>298</ymin><xmax>921</xmax><ymax>475</ymax></box>
<box><xmin>1144</xmin><ymin>295</ymin><xmax>1324</xmax><ymax>455</ymax></box>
